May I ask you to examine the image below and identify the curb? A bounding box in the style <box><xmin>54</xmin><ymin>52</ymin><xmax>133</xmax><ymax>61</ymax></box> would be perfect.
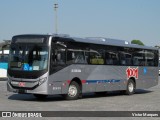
<box><xmin>0</xmin><ymin>78</ymin><xmax>7</xmax><ymax>81</ymax></box>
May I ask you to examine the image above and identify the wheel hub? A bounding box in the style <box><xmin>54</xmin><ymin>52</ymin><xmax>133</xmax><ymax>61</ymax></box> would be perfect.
<box><xmin>128</xmin><ymin>82</ymin><xmax>134</xmax><ymax>92</ymax></box>
<box><xmin>68</xmin><ymin>85</ymin><xmax>77</xmax><ymax>97</ymax></box>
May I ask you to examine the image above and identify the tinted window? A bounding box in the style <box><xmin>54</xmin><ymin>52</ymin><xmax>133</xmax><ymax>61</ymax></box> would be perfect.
<box><xmin>50</xmin><ymin>38</ymin><xmax>158</xmax><ymax>68</ymax></box>
<box><xmin>89</xmin><ymin>44</ymin><xmax>105</xmax><ymax>65</ymax></box>
<box><xmin>105</xmin><ymin>46</ymin><xmax>119</xmax><ymax>65</ymax></box>
<box><xmin>145</xmin><ymin>50</ymin><xmax>158</xmax><ymax>66</ymax></box>
<box><xmin>67</xmin><ymin>42</ymin><xmax>87</xmax><ymax>64</ymax></box>
<box><xmin>118</xmin><ymin>47</ymin><xmax>132</xmax><ymax>65</ymax></box>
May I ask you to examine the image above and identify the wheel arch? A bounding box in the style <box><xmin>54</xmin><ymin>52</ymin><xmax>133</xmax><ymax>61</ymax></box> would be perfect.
<box><xmin>64</xmin><ymin>77</ymin><xmax>82</xmax><ymax>100</ymax></box>
<box><xmin>70</xmin><ymin>77</ymin><xmax>82</xmax><ymax>92</ymax></box>
<box><xmin>129</xmin><ymin>77</ymin><xmax>136</xmax><ymax>88</ymax></box>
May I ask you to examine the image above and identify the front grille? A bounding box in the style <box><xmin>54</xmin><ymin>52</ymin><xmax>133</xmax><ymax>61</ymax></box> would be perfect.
<box><xmin>10</xmin><ymin>83</ymin><xmax>39</xmax><ymax>90</ymax></box>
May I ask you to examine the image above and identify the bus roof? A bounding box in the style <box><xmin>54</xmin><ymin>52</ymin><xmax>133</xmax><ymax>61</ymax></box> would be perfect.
<box><xmin>13</xmin><ymin>34</ymin><xmax>158</xmax><ymax>51</ymax></box>
<box><xmin>71</xmin><ymin>37</ymin><xmax>158</xmax><ymax>50</ymax></box>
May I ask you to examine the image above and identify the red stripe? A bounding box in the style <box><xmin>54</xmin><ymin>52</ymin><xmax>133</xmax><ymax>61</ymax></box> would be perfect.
<box><xmin>81</xmin><ymin>80</ymin><xmax>86</xmax><ymax>84</ymax></box>
<box><xmin>67</xmin><ymin>80</ymin><xmax>71</xmax><ymax>84</ymax></box>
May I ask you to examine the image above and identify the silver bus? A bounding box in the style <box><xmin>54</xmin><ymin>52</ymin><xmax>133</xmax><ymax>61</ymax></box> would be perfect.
<box><xmin>7</xmin><ymin>34</ymin><xmax>159</xmax><ymax>100</ymax></box>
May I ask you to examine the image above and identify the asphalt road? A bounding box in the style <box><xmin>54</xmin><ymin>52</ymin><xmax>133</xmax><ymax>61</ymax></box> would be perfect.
<box><xmin>0</xmin><ymin>78</ymin><xmax>160</xmax><ymax>120</ymax></box>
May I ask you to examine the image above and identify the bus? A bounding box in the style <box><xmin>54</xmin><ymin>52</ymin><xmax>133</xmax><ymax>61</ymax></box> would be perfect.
<box><xmin>0</xmin><ymin>40</ymin><xmax>10</xmax><ymax>80</ymax></box>
<box><xmin>7</xmin><ymin>34</ymin><xmax>159</xmax><ymax>100</ymax></box>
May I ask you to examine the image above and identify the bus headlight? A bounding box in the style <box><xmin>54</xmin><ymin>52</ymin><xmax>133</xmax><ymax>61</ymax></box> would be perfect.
<box><xmin>39</xmin><ymin>77</ymin><xmax>47</xmax><ymax>85</ymax></box>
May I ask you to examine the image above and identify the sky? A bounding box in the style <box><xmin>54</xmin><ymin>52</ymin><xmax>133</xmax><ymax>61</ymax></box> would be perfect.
<box><xmin>0</xmin><ymin>0</ymin><xmax>160</xmax><ymax>46</ymax></box>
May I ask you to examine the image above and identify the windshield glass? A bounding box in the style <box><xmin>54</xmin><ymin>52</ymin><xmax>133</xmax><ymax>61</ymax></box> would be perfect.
<box><xmin>9</xmin><ymin>44</ymin><xmax>48</xmax><ymax>71</ymax></box>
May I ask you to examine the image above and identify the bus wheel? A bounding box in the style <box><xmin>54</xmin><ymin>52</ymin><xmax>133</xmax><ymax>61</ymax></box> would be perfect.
<box><xmin>33</xmin><ymin>94</ymin><xmax>47</xmax><ymax>100</ymax></box>
<box><xmin>125</xmin><ymin>79</ymin><xmax>135</xmax><ymax>95</ymax></box>
<box><xmin>64</xmin><ymin>81</ymin><xmax>80</xmax><ymax>100</ymax></box>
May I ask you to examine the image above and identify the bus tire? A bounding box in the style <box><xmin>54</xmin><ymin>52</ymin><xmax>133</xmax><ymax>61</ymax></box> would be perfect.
<box><xmin>64</xmin><ymin>81</ymin><xmax>80</xmax><ymax>100</ymax></box>
<box><xmin>125</xmin><ymin>79</ymin><xmax>135</xmax><ymax>95</ymax></box>
<box><xmin>33</xmin><ymin>94</ymin><xmax>47</xmax><ymax>100</ymax></box>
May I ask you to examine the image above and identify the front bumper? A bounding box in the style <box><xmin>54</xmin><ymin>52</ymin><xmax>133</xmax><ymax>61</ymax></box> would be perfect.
<box><xmin>7</xmin><ymin>80</ymin><xmax>48</xmax><ymax>95</ymax></box>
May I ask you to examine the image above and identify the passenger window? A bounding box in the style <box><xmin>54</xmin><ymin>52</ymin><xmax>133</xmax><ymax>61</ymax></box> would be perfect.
<box><xmin>132</xmin><ymin>49</ymin><xmax>145</xmax><ymax>66</ymax></box>
<box><xmin>145</xmin><ymin>50</ymin><xmax>157</xmax><ymax>66</ymax></box>
<box><xmin>89</xmin><ymin>50</ymin><xmax>104</xmax><ymax>65</ymax></box>
<box><xmin>50</xmin><ymin>41</ymin><xmax>66</xmax><ymax>75</ymax></box>
<box><xmin>105</xmin><ymin>52</ymin><xmax>118</xmax><ymax>65</ymax></box>
<box><xmin>66</xmin><ymin>42</ymin><xmax>88</xmax><ymax>64</ymax></box>
<box><xmin>67</xmin><ymin>50</ymin><xmax>86</xmax><ymax>64</ymax></box>
<box><xmin>120</xmin><ymin>52</ymin><xmax>132</xmax><ymax>65</ymax></box>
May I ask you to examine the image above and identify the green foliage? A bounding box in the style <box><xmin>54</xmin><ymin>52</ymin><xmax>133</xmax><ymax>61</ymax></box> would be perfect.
<box><xmin>131</xmin><ymin>40</ymin><xmax>144</xmax><ymax>46</ymax></box>
<box><xmin>155</xmin><ymin>45</ymin><xmax>160</xmax><ymax>48</ymax></box>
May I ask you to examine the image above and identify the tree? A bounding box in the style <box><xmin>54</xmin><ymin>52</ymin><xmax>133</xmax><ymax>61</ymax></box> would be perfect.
<box><xmin>131</xmin><ymin>40</ymin><xmax>144</xmax><ymax>46</ymax></box>
<box><xmin>155</xmin><ymin>45</ymin><xmax>160</xmax><ymax>49</ymax></box>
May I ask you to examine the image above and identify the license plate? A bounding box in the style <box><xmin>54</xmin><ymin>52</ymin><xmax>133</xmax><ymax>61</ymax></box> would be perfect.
<box><xmin>18</xmin><ymin>82</ymin><xmax>25</xmax><ymax>87</ymax></box>
<box><xmin>18</xmin><ymin>89</ymin><xmax>26</xmax><ymax>94</ymax></box>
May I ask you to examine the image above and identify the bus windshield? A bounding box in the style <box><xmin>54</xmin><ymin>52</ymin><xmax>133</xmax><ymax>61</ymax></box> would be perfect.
<box><xmin>9</xmin><ymin>44</ymin><xmax>48</xmax><ymax>71</ymax></box>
